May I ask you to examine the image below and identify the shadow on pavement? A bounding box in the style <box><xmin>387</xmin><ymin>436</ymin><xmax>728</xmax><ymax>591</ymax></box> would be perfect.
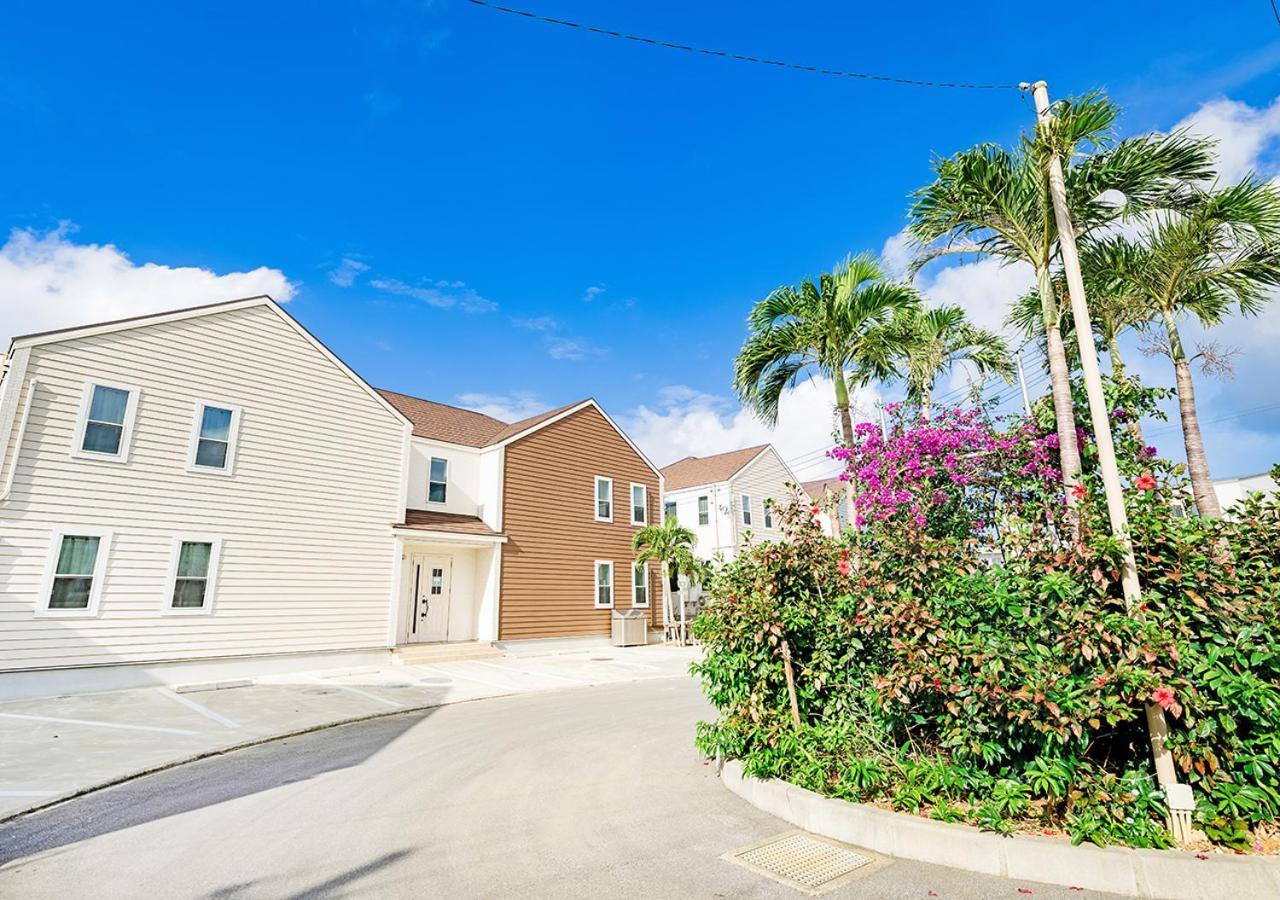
<box><xmin>204</xmin><ymin>848</ymin><xmax>417</xmax><ymax>900</ymax></box>
<box><xmin>0</xmin><ymin>709</ymin><xmax>434</xmax><ymax>867</ymax></box>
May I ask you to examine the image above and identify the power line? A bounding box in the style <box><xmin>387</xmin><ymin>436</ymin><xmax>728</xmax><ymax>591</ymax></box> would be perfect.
<box><xmin>465</xmin><ymin>0</ymin><xmax>1021</xmax><ymax>91</ymax></box>
<box><xmin>1271</xmin><ymin>0</ymin><xmax>1280</xmax><ymax>27</ymax></box>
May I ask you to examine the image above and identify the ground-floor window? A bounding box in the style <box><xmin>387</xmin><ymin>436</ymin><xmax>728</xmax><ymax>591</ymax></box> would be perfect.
<box><xmin>594</xmin><ymin>560</ymin><xmax>614</xmax><ymax>608</ymax></box>
<box><xmin>40</xmin><ymin>528</ymin><xmax>112</xmax><ymax>616</ymax></box>
<box><xmin>632</xmin><ymin>562</ymin><xmax>649</xmax><ymax>607</ymax></box>
<box><xmin>165</xmin><ymin>536</ymin><xmax>222</xmax><ymax>613</ymax></box>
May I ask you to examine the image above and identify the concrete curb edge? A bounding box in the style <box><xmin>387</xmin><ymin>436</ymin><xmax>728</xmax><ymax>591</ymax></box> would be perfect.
<box><xmin>720</xmin><ymin>760</ymin><xmax>1280</xmax><ymax>899</ymax></box>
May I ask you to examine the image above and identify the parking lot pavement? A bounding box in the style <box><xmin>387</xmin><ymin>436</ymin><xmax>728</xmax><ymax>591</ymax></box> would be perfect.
<box><xmin>0</xmin><ymin>644</ymin><xmax>696</xmax><ymax>820</ymax></box>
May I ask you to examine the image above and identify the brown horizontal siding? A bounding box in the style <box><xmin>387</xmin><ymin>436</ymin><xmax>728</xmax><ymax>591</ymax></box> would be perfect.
<box><xmin>499</xmin><ymin>406</ymin><xmax>661</xmax><ymax>639</ymax></box>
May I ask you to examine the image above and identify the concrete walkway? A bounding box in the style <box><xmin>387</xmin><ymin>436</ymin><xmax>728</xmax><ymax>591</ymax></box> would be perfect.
<box><xmin>0</xmin><ymin>677</ymin><xmax>1114</xmax><ymax>899</ymax></box>
<box><xmin>0</xmin><ymin>644</ymin><xmax>696</xmax><ymax>820</ymax></box>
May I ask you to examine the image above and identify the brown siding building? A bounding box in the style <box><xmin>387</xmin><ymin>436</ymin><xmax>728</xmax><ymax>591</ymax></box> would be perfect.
<box><xmin>499</xmin><ymin>405</ymin><xmax>662</xmax><ymax>639</ymax></box>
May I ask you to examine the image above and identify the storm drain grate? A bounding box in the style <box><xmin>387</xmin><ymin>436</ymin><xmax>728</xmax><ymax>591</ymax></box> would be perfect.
<box><xmin>723</xmin><ymin>831</ymin><xmax>884</xmax><ymax>895</ymax></box>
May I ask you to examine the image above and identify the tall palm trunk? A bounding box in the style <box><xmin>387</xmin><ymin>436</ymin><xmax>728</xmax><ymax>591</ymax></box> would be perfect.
<box><xmin>1038</xmin><ymin>268</ymin><xmax>1083</xmax><ymax>499</ymax></box>
<box><xmin>1162</xmin><ymin>310</ymin><xmax>1222</xmax><ymax>518</ymax></box>
<box><xmin>919</xmin><ymin>387</ymin><xmax>932</xmax><ymax>421</ymax></box>
<box><xmin>833</xmin><ymin>368</ymin><xmax>859</xmax><ymax>547</ymax></box>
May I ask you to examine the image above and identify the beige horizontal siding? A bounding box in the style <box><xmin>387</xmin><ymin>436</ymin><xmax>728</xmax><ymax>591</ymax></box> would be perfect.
<box><xmin>732</xmin><ymin>447</ymin><xmax>802</xmax><ymax>547</ymax></box>
<box><xmin>498</xmin><ymin>407</ymin><xmax>661</xmax><ymax>639</ymax></box>
<box><xmin>0</xmin><ymin>304</ymin><xmax>407</xmax><ymax>670</ymax></box>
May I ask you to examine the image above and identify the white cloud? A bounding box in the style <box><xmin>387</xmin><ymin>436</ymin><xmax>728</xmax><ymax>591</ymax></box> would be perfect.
<box><xmin>583</xmin><ymin>285</ymin><xmax>605</xmax><ymax>302</ymax></box>
<box><xmin>1174</xmin><ymin>96</ymin><xmax>1280</xmax><ymax>183</ymax></box>
<box><xmin>0</xmin><ymin>225</ymin><xmax>295</xmax><ymax>346</ymax></box>
<box><xmin>622</xmin><ymin>376</ymin><xmax>878</xmax><ymax>479</ymax></box>
<box><xmin>455</xmin><ymin>391</ymin><xmax>547</xmax><ymax>422</ymax></box>
<box><xmin>512</xmin><ymin>314</ymin><xmax>607</xmax><ymax>360</ymax></box>
<box><xmin>880</xmin><ymin>230</ymin><xmax>914</xmax><ymax>279</ymax></box>
<box><xmin>369</xmin><ymin>276</ymin><xmax>496</xmax><ymax>313</ymax></box>
<box><xmin>328</xmin><ymin>257</ymin><xmax>369</xmax><ymax>287</ymax></box>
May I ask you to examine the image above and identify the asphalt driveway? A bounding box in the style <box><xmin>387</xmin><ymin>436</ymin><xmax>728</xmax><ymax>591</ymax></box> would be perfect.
<box><xmin>0</xmin><ymin>677</ymin><xmax>1113</xmax><ymax>899</ymax></box>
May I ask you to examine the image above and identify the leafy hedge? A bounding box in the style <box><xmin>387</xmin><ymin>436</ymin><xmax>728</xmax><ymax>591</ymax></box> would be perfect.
<box><xmin>692</xmin><ymin>452</ymin><xmax>1280</xmax><ymax>848</ymax></box>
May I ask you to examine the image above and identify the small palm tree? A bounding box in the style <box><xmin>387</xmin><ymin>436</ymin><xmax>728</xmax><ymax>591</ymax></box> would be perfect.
<box><xmin>1105</xmin><ymin>178</ymin><xmax>1280</xmax><ymax>517</ymax></box>
<box><xmin>889</xmin><ymin>305</ymin><xmax>1011</xmax><ymax>419</ymax></box>
<box><xmin>734</xmin><ymin>253</ymin><xmax>920</xmax><ymax>447</ymax></box>
<box><xmin>909</xmin><ymin>92</ymin><xmax>1213</xmax><ymax>501</ymax></box>
<box><xmin>632</xmin><ymin>517</ymin><xmax>699</xmax><ymax>644</ymax></box>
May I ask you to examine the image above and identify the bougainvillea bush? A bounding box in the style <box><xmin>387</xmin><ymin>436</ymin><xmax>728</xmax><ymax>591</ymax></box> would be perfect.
<box><xmin>692</xmin><ymin>400</ymin><xmax>1280</xmax><ymax>849</ymax></box>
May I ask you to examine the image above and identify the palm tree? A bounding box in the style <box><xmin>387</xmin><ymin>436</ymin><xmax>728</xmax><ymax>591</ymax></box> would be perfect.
<box><xmin>889</xmin><ymin>305</ymin><xmax>1011</xmax><ymax>419</ymax></box>
<box><xmin>734</xmin><ymin>253</ymin><xmax>920</xmax><ymax>447</ymax></box>
<box><xmin>632</xmin><ymin>517</ymin><xmax>699</xmax><ymax>644</ymax></box>
<box><xmin>1103</xmin><ymin>178</ymin><xmax>1280</xmax><ymax>517</ymax></box>
<box><xmin>909</xmin><ymin>92</ymin><xmax>1213</xmax><ymax>503</ymax></box>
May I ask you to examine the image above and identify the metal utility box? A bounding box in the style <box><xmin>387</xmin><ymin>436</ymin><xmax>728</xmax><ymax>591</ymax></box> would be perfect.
<box><xmin>611</xmin><ymin>609</ymin><xmax>648</xmax><ymax>647</ymax></box>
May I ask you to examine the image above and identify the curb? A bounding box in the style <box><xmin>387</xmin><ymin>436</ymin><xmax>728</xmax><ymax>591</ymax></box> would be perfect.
<box><xmin>720</xmin><ymin>760</ymin><xmax>1280</xmax><ymax>899</ymax></box>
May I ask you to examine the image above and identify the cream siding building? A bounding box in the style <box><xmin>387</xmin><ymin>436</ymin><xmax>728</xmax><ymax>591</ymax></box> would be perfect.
<box><xmin>659</xmin><ymin>445</ymin><xmax>802</xmax><ymax>561</ymax></box>
<box><xmin>0</xmin><ymin>298</ymin><xmax>411</xmax><ymax>677</ymax></box>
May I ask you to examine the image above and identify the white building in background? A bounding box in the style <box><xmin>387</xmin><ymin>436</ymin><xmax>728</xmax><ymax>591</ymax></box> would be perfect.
<box><xmin>659</xmin><ymin>444</ymin><xmax>803</xmax><ymax>560</ymax></box>
<box><xmin>1213</xmin><ymin>470</ymin><xmax>1278</xmax><ymax>510</ymax></box>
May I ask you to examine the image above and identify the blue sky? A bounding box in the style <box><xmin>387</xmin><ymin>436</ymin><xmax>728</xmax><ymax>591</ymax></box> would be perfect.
<box><xmin>3</xmin><ymin>1</ymin><xmax>1279</xmax><ymax>478</ymax></box>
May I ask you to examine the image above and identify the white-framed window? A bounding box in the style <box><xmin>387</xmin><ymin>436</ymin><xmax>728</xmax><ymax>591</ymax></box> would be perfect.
<box><xmin>72</xmin><ymin>381</ymin><xmax>140</xmax><ymax>463</ymax></box>
<box><xmin>428</xmin><ymin>457</ymin><xmax>448</xmax><ymax>503</ymax></box>
<box><xmin>764</xmin><ymin>504</ymin><xmax>774</xmax><ymax>529</ymax></box>
<box><xmin>663</xmin><ymin>501</ymin><xmax>677</xmax><ymax>523</ymax></box>
<box><xmin>187</xmin><ymin>401</ymin><xmax>241</xmax><ymax>475</ymax></box>
<box><xmin>630</xmin><ymin>483</ymin><xmax>648</xmax><ymax>525</ymax></box>
<box><xmin>162</xmin><ymin>535</ymin><xmax>222</xmax><ymax>614</ymax></box>
<box><xmin>594</xmin><ymin>476</ymin><xmax>613</xmax><ymax>522</ymax></box>
<box><xmin>632</xmin><ymin>561</ymin><xmax>649</xmax><ymax>608</ymax></box>
<box><xmin>697</xmin><ymin>495</ymin><xmax>709</xmax><ymax>526</ymax></box>
<box><xmin>594</xmin><ymin>560</ymin><xmax>614</xmax><ymax>608</ymax></box>
<box><xmin>37</xmin><ymin>527</ymin><xmax>112</xmax><ymax>617</ymax></box>
<box><xmin>742</xmin><ymin>493</ymin><xmax>753</xmax><ymax>526</ymax></box>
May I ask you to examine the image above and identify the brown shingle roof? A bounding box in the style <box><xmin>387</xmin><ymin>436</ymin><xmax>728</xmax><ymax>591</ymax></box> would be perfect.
<box><xmin>660</xmin><ymin>444</ymin><xmax>770</xmax><ymax>491</ymax></box>
<box><xmin>396</xmin><ymin>509</ymin><xmax>502</xmax><ymax>536</ymax></box>
<box><xmin>377</xmin><ymin>391</ymin><xmax>588</xmax><ymax>448</ymax></box>
<box><xmin>800</xmin><ymin>477</ymin><xmax>846</xmax><ymax>499</ymax></box>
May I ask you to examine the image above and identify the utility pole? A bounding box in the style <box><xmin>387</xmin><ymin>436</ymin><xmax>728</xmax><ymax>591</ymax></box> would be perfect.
<box><xmin>1016</xmin><ymin>352</ymin><xmax>1033</xmax><ymax>417</ymax></box>
<box><xmin>878</xmin><ymin>401</ymin><xmax>888</xmax><ymax>439</ymax></box>
<box><xmin>1024</xmin><ymin>80</ymin><xmax>1193</xmax><ymax>842</ymax></box>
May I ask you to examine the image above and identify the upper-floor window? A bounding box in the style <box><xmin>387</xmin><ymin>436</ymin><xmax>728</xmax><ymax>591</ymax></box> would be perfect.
<box><xmin>741</xmin><ymin>494</ymin><xmax>753</xmax><ymax>526</ymax></box>
<box><xmin>697</xmin><ymin>495</ymin><xmax>709</xmax><ymax>526</ymax></box>
<box><xmin>630</xmin><ymin>483</ymin><xmax>648</xmax><ymax>525</ymax></box>
<box><xmin>428</xmin><ymin>457</ymin><xmax>448</xmax><ymax>503</ymax></box>
<box><xmin>73</xmin><ymin>381</ymin><xmax>139</xmax><ymax>462</ymax></box>
<box><xmin>663</xmin><ymin>501</ymin><xmax>677</xmax><ymax>523</ymax></box>
<box><xmin>39</xmin><ymin>527</ymin><xmax>112</xmax><ymax>617</ymax></box>
<box><xmin>165</xmin><ymin>536</ymin><xmax>222</xmax><ymax>614</ymax></box>
<box><xmin>632</xmin><ymin>562</ymin><xmax>649</xmax><ymax>608</ymax></box>
<box><xmin>595</xmin><ymin>476</ymin><xmax>613</xmax><ymax>522</ymax></box>
<box><xmin>188</xmin><ymin>402</ymin><xmax>241</xmax><ymax>474</ymax></box>
<box><xmin>764</xmin><ymin>504</ymin><xmax>774</xmax><ymax>529</ymax></box>
<box><xmin>594</xmin><ymin>560</ymin><xmax>614</xmax><ymax>608</ymax></box>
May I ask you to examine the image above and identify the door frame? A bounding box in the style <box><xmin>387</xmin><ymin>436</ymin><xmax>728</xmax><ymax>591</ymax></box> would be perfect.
<box><xmin>402</xmin><ymin>552</ymin><xmax>453</xmax><ymax>644</ymax></box>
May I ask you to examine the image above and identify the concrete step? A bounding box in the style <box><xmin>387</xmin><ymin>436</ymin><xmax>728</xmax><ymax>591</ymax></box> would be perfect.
<box><xmin>391</xmin><ymin>642</ymin><xmax>503</xmax><ymax>666</ymax></box>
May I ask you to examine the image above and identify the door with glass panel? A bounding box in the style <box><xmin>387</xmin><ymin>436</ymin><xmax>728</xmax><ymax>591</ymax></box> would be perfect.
<box><xmin>404</xmin><ymin>554</ymin><xmax>451</xmax><ymax>643</ymax></box>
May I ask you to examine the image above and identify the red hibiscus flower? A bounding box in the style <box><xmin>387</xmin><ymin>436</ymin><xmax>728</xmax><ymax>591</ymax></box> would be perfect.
<box><xmin>1135</xmin><ymin>474</ymin><xmax>1157</xmax><ymax>491</ymax></box>
<box><xmin>1151</xmin><ymin>686</ymin><xmax>1176</xmax><ymax>710</ymax></box>
<box><xmin>1093</xmin><ymin>675</ymin><xmax>1108</xmax><ymax>687</ymax></box>
<box><xmin>836</xmin><ymin>558</ymin><xmax>852</xmax><ymax>577</ymax></box>
<box><xmin>810</xmin><ymin>506</ymin><xmax>821</xmax><ymax>516</ymax></box>
<box><xmin>1070</xmin><ymin>483</ymin><xmax>1087</xmax><ymax>500</ymax></box>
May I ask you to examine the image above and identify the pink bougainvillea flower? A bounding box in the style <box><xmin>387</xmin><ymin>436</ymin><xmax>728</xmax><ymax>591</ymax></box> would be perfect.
<box><xmin>1135</xmin><ymin>474</ymin><xmax>1157</xmax><ymax>491</ymax></box>
<box><xmin>1151</xmin><ymin>687</ymin><xmax>1176</xmax><ymax>710</ymax></box>
<box><xmin>1070</xmin><ymin>483</ymin><xmax>1087</xmax><ymax>500</ymax></box>
<box><xmin>836</xmin><ymin>558</ymin><xmax>852</xmax><ymax>577</ymax></box>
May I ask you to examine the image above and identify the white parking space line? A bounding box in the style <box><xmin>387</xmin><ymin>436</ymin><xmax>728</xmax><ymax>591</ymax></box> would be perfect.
<box><xmin>0</xmin><ymin>712</ymin><xmax>198</xmax><ymax>736</ymax></box>
<box><xmin>155</xmin><ymin>687</ymin><xmax>242</xmax><ymax>729</ymax></box>
<box><xmin>468</xmin><ymin>660</ymin><xmax>591</xmax><ymax>685</ymax></box>
<box><xmin>321</xmin><ymin>683</ymin><xmax>404</xmax><ymax>709</ymax></box>
<box><xmin>417</xmin><ymin>665</ymin><xmax>526</xmax><ymax>693</ymax></box>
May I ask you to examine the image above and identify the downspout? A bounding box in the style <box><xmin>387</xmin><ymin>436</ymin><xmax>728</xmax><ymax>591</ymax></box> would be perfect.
<box><xmin>0</xmin><ymin>378</ymin><xmax>38</xmax><ymax>503</ymax></box>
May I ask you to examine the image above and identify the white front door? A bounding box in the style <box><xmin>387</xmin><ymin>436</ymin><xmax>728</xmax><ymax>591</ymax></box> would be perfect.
<box><xmin>405</xmin><ymin>554</ymin><xmax>452</xmax><ymax>643</ymax></box>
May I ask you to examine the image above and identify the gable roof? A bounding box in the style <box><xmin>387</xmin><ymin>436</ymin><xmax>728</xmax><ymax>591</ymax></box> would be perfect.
<box><xmin>377</xmin><ymin>391</ymin><xmax>586</xmax><ymax>449</ymax></box>
<box><xmin>6</xmin><ymin>295</ymin><xmax>411</xmax><ymax>429</ymax></box>
<box><xmin>660</xmin><ymin>444</ymin><xmax>771</xmax><ymax>492</ymax></box>
<box><xmin>800</xmin><ymin>477</ymin><xmax>846</xmax><ymax>500</ymax></box>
